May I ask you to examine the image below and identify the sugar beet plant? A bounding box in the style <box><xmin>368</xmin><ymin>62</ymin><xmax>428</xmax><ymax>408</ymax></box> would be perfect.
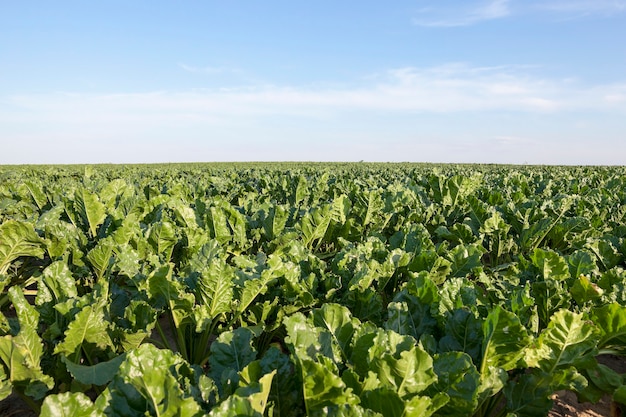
<box><xmin>1</xmin><ymin>163</ymin><xmax>626</xmax><ymax>416</ymax></box>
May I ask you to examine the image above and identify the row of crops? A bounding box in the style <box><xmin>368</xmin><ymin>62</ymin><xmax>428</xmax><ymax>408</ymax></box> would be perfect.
<box><xmin>1</xmin><ymin>163</ymin><xmax>626</xmax><ymax>416</ymax></box>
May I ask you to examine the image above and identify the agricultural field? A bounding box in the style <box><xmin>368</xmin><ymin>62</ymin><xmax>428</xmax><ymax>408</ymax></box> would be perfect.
<box><xmin>1</xmin><ymin>162</ymin><xmax>626</xmax><ymax>416</ymax></box>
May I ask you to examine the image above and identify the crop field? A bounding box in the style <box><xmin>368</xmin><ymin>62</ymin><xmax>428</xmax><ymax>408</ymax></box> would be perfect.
<box><xmin>1</xmin><ymin>163</ymin><xmax>626</xmax><ymax>416</ymax></box>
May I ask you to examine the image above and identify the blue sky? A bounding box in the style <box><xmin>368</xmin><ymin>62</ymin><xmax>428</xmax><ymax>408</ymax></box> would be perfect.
<box><xmin>1</xmin><ymin>0</ymin><xmax>625</xmax><ymax>164</ymax></box>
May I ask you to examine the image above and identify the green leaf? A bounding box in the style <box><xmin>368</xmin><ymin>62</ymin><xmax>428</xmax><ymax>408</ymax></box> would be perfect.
<box><xmin>54</xmin><ymin>302</ymin><xmax>114</xmax><ymax>357</ymax></box>
<box><xmin>235</xmin><ymin>365</ymin><xmax>276</xmax><ymax>415</ymax></box>
<box><xmin>570</xmin><ymin>274</ymin><xmax>603</xmax><ymax>306</ymax></box>
<box><xmin>41</xmin><ymin>392</ymin><xmax>100</xmax><ymax>417</ymax></box>
<box><xmin>591</xmin><ymin>303</ymin><xmax>626</xmax><ymax>351</ymax></box>
<box><xmin>0</xmin><ymin>220</ymin><xmax>45</xmax><ymax>275</ymax></box>
<box><xmin>525</xmin><ymin>310</ymin><xmax>598</xmax><ymax>373</ymax></box>
<box><xmin>299</xmin><ymin>204</ymin><xmax>333</xmax><ymax>249</ymax></box>
<box><xmin>427</xmin><ymin>352</ymin><xmax>479</xmax><ymax>416</ymax></box>
<box><xmin>24</xmin><ymin>180</ymin><xmax>49</xmax><ymax>210</ymax></box>
<box><xmin>0</xmin><ymin>289</ymin><xmax>54</xmax><ymax>400</ymax></box>
<box><xmin>86</xmin><ymin>238</ymin><xmax>115</xmax><ymax>280</ymax></box>
<box><xmin>147</xmin><ymin>220</ymin><xmax>178</xmax><ymax>261</ymax></box>
<box><xmin>196</xmin><ymin>258</ymin><xmax>234</xmax><ymax>319</ymax></box>
<box><xmin>40</xmin><ymin>261</ymin><xmax>78</xmax><ymax>301</ymax></box>
<box><xmin>446</xmin><ymin>243</ymin><xmax>485</xmax><ymax>278</ymax></box>
<box><xmin>74</xmin><ymin>189</ymin><xmax>106</xmax><ymax>238</ymax></box>
<box><xmin>312</xmin><ymin>304</ymin><xmax>357</xmax><ymax>363</ymax></box>
<box><xmin>503</xmin><ymin>372</ymin><xmax>554</xmax><ymax>417</ymax></box>
<box><xmin>567</xmin><ymin>250</ymin><xmax>598</xmax><ymax>279</ymax></box>
<box><xmin>105</xmin><ymin>344</ymin><xmax>204</xmax><ymax>417</ymax></box>
<box><xmin>361</xmin><ymin>388</ymin><xmax>405</xmax><ymax>417</ymax></box>
<box><xmin>62</xmin><ymin>353</ymin><xmax>126</xmax><ymax>386</ymax></box>
<box><xmin>480</xmin><ymin>306</ymin><xmax>530</xmax><ymax>375</ymax></box>
<box><xmin>301</xmin><ymin>356</ymin><xmax>358</xmax><ymax>414</ymax></box>
<box><xmin>531</xmin><ymin>248</ymin><xmax>570</xmax><ymax>281</ymax></box>
<box><xmin>209</xmin><ymin>328</ymin><xmax>257</xmax><ymax>393</ymax></box>
<box><xmin>438</xmin><ymin>309</ymin><xmax>482</xmax><ymax>365</ymax></box>
<box><xmin>376</xmin><ymin>344</ymin><xmax>437</xmax><ymax>398</ymax></box>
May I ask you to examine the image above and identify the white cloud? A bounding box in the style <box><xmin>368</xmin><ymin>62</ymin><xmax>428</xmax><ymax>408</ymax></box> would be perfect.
<box><xmin>4</xmin><ymin>64</ymin><xmax>625</xmax><ymax>124</ymax></box>
<box><xmin>178</xmin><ymin>63</ymin><xmax>242</xmax><ymax>75</ymax></box>
<box><xmin>535</xmin><ymin>0</ymin><xmax>626</xmax><ymax>17</ymax></box>
<box><xmin>413</xmin><ymin>0</ymin><xmax>626</xmax><ymax>27</ymax></box>
<box><xmin>413</xmin><ymin>0</ymin><xmax>512</xmax><ymax>27</ymax></box>
<box><xmin>3</xmin><ymin>64</ymin><xmax>626</xmax><ymax>165</ymax></box>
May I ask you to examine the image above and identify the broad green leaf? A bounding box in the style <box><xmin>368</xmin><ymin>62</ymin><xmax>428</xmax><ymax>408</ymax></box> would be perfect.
<box><xmin>503</xmin><ymin>372</ymin><xmax>554</xmax><ymax>417</ymax></box>
<box><xmin>40</xmin><ymin>261</ymin><xmax>78</xmax><ymax>301</ymax></box>
<box><xmin>531</xmin><ymin>248</ymin><xmax>570</xmax><ymax>281</ymax></box>
<box><xmin>525</xmin><ymin>310</ymin><xmax>598</xmax><ymax>372</ymax></box>
<box><xmin>0</xmin><ymin>220</ymin><xmax>45</xmax><ymax>275</ymax></box>
<box><xmin>235</xmin><ymin>365</ymin><xmax>276</xmax><ymax>415</ymax></box>
<box><xmin>570</xmin><ymin>274</ymin><xmax>603</xmax><ymax>306</ymax></box>
<box><xmin>360</xmin><ymin>388</ymin><xmax>404</xmax><ymax>417</ymax></box>
<box><xmin>208</xmin><ymin>395</ymin><xmax>262</xmax><ymax>417</ymax></box>
<box><xmin>74</xmin><ymin>189</ymin><xmax>106</xmax><ymax>238</ymax></box>
<box><xmin>446</xmin><ymin>243</ymin><xmax>485</xmax><ymax>278</ymax></box>
<box><xmin>591</xmin><ymin>303</ymin><xmax>626</xmax><ymax>351</ymax></box>
<box><xmin>62</xmin><ymin>353</ymin><xmax>126</xmax><ymax>386</ymax></box>
<box><xmin>480</xmin><ymin>306</ymin><xmax>530</xmax><ymax>375</ymax></box>
<box><xmin>147</xmin><ymin>220</ymin><xmax>178</xmax><ymax>261</ymax></box>
<box><xmin>196</xmin><ymin>258</ymin><xmax>234</xmax><ymax>319</ymax></box>
<box><xmin>209</xmin><ymin>327</ymin><xmax>257</xmax><ymax>393</ymax></box>
<box><xmin>376</xmin><ymin>344</ymin><xmax>437</xmax><ymax>398</ymax></box>
<box><xmin>385</xmin><ymin>299</ymin><xmax>436</xmax><ymax>345</ymax></box>
<box><xmin>106</xmin><ymin>344</ymin><xmax>204</xmax><ymax>417</ymax></box>
<box><xmin>299</xmin><ymin>204</ymin><xmax>333</xmax><ymax>249</ymax></box>
<box><xmin>259</xmin><ymin>346</ymin><xmax>304</xmax><ymax>416</ymax></box>
<box><xmin>24</xmin><ymin>180</ymin><xmax>49</xmax><ymax>210</ymax></box>
<box><xmin>438</xmin><ymin>309</ymin><xmax>483</xmax><ymax>365</ymax></box>
<box><xmin>41</xmin><ymin>392</ymin><xmax>100</xmax><ymax>417</ymax></box>
<box><xmin>427</xmin><ymin>352</ymin><xmax>479</xmax><ymax>416</ymax></box>
<box><xmin>54</xmin><ymin>302</ymin><xmax>114</xmax><ymax>356</ymax></box>
<box><xmin>567</xmin><ymin>250</ymin><xmax>598</xmax><ymax>279</ymax></box>
<box><xmin>0</xmin><ymin>288</ymin><xmax>54</xmax><ymax>400</ymax></box>
<box><xmin>87</xmin><ymin>238</ymin><xmax>115</xmax><ymax>279</ymax></box>
<box><xmin>312</xmin><ymin>303</ymin><xmax>357</xmax><ymax>362</ymax></box>
<box><xmin>301</xmin><ymin>356</ymin><xmax>358</xmax><ymax>414</ymax></box>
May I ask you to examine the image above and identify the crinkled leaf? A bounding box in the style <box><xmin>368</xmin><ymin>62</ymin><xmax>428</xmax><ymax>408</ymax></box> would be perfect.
<box><xmin>74</xmin><ymin>189</ymin><xmax>106</xmax><ymax>238</ymax></box>
<box><xmin>312</xmin><ymin>303</ymin><xmax>357</xmax><ymax>363</ymax></box>
<box><xmin>427</xmin><ymin>352</ymin><xmax>479</xmax><ymax>416</ymax></box>
<box><xmin>531</xmin><ymin>248</ymin><xmax>570</xmax><ymax>281</ymax></box>
<box><xmin>54</xmin><ymin>302</ymin><xmax>114</xmax><ymax>356</ymax></box>
<box><xmin>105</xmin><ymin>344</ymin><xmax>203</xmax><ymax>417</ymax></box>
<box><xmin>209</xmin><ymin>327</ymin><xmax>257</xmax><ymax>393</ymax></box>
<box><xmin>525</xmin><ymin>310</ymin><xmax>598</xmax><ymax>372</ymax></box>
<box><xmin>301</xmin><ymin>356</ymin><xmax>358</xmax><ymax>414</ymax></box>
<box><xmin>376</xmin><ymin>344</ymin><xmax>437</xmax><ymax>398</ymax></box>
<box><xmin>87</xmin><ymin>238</ymin><xmax>115</xmax><ymax>280</ymax></box>
<box><xmin>41</xmin><ymin>392</ymin><xmax>100</xmax><ymax>417</ymax></box>
<box><xmin>0</xmin><ymin>219</ymin><xmax>45</xmax><ymax>275</ymax></box>
<box><xmin>196</xmin><ymin>258</ymin><xmax>234</xmax><ymax>319</ymax></box>
<box><xmin>480</xmin><ymin>306</ymin><xmax>530</xmax><ymax>375</ymax></box>
<box><xmin>591</xmin><ymin>303</ymin><xmax>626</xmax><ymax>351</ymax></box>
<box><xmin>446</xmin><ymin>243</ymin><xmax>485</xmax><ymax>278</ymax></box>
<box><xmin>438</xmin><ymin>309</ymin><xmax>482</xmax><ymax>365</ymax></box>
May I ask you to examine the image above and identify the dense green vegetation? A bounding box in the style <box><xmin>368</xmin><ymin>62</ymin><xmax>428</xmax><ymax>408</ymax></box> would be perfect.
<box><xmin>1</xmin><ymin>163</ymin><xmax>626</xmax><ymax>416</ymax></box>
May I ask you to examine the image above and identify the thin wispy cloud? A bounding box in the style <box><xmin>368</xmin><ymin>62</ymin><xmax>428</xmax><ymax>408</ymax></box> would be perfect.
<box><xmin>178</xmin><ymin>63</ymin><xmax>241</xmax><ymax>75</ymax></box>
<box><xmin>414</xmin><ymin>0</ymin><xmax>626</xmax><ymax>27</ymax></box>
<box><xmin>413</xmin><ymin>0</ymin><xmax>511</xmax><ymax>27</ymax></box>
<box><xmin>536</xmin><ymin>0</ymin><xmax>626</xmax><ymax>17</ymax></box>
<box><xmin>4</xmin><ymin>64</ymin><xmax>626</xmax><ymax>125</ymax></box>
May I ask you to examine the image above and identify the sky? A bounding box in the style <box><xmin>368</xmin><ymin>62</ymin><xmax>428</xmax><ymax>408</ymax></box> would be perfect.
<box><xmin>1</xmin><ymin>0</ymin><xmax>625</xmax><ymax>165</ymax></box>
